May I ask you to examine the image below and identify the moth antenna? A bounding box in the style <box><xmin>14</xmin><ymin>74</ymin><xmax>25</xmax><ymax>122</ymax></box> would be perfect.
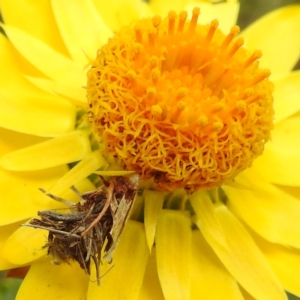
<box><xmin>39</xmin><ymin>188</ymin><xmax>74</xmax><ymax>207</ymax></box>
<box><xmin>70</xmin><ymin>186</ymin><xmax>84</xmax><ymax>199</ymax></box>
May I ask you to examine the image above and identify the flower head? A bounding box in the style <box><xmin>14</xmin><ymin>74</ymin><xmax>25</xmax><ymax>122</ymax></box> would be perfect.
<box><xmin>87</xmin><ymin>7</ymin><xmax>274</xmax><ymax>192</ymax></box>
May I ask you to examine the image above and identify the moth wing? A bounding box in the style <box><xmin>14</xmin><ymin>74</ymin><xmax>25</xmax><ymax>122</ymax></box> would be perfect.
<box><xmin>103</xmin><ymin>195</ymin><xmax>134</xmax><ymax>263</ymax></box>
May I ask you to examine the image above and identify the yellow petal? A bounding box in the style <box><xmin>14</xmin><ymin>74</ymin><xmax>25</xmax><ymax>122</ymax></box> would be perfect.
<box><xmin>0</xmin><ymin>34</ymin><xmax>53</xmax><ymax>96</ymax></box>
<box><xmin>224</xmin><ymin>169</ymin><xmax>300</xmax><ymax>248</ymax></box>
<box><xmin>144</xmin><ymin>190</ymin><xmax>165</xmax><ymax>251</ymax></box>
<box><xmin>191</xmin><ymin>195</ymin><xmax>287</xmax><ymax>300</ymax></box>
<box><xmin>2</xmin><ymin>24</ymin><xmax>86</xmax><ymax>85</ymax></box>
<box><xmin>16</xmin><ymin>259</ymin><xmax>88</xmax><ymax>300</ymax></box>
<box><xmin>0</xmin><ymin>0</ymin><xmax>69</xmax><ymax>55</ymax></box>
<box><xmin>0</xmin><ymin>166</ymin><xmax>68</xmax><ymax>225</ymax></box>
<box><xmin>254</xmin><ymin>233</ymin><xmax>300</xmax><ymax>297</ymax></box>
<box><xmin>185</xmin><ymin>1</ymin><xmax>240</xmax><ymax>33</ymax></box>
<box><xmin>156</xmin><ymin>210</ymin><xmax>191</xmax><ymax>300</ymax></box>
<box><xmin>1</xmin><ymin>130</ymin><xmax>91</xmax><ymax>171</ymax></box>
<box><xmin>0</xmin><ymin>222</ymin><xmax>22</xmax><ymax>269</ymax></box>
<box><xmin>241</xmin><ymin>5</ymin><xmax>300</xmax><ymax>76</ymax></box>
<box><xmin>26</xmin><ymin>76</ymin><xmax>87</xmax><ymax>106</ymax></box>
<box><xmin>138</xmin><ymin>249</ymin><xmax>165</xmax><ymax>300</ymax></box>
<box><xmin>3</xmin><ymin>226</ymin><xmax>47</xmax><ymax>265</ymax></box>
<box><xmin>191</xmin><ymin>230</ymin><xmax>244</xmax><ymax>300</ymax></box>
<box><xmin>87</xmin><ymin>221</ymin><xmax>149</xmax><ymax>300</ymax></box>
<box><xmin>0</xmin><ymin>93</ymin><xmax>76</xmax><ymax>137</ymax></box>
<box><xmin>149</xmin><ymin>0</ymin><xmax>188</xmax><ymax>15</ymax></box>
<box><xmin>252</xmin><ymin>117</ymin><xmax>300</xmax><ymax>186</ymax></box>
<box><xmin>48</xmin><ymin>151</ymin><xmax>107</xmax><ymax>194</ymax></box>
<box><xmin>273</xmin><ymin>71</ymin><xmax>300</xmax><ymax>124</ymax></box>
<box><xmin>92</xmin><ymin>0</ymin><xmax>153</xmax><ymax>32</ymax></box>
<box><xmin>0</xmin><ymin>127</ymin><xmax>46</xmax><ymax>157</ymax></box>
<box><xmin>51</xmin><ymin>0</ymin><xmax>113</xmax><ymax>64</ymax></box>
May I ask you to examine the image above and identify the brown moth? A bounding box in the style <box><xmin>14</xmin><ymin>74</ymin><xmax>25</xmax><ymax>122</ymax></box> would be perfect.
<box><xmin>23</xmin><ymin>174</ymin><xmax>139</xmax><ymax>285</ymax></box>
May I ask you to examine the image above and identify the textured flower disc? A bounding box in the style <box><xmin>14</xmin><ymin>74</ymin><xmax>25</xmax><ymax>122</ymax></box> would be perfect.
<box><xmin>87</xmin><ymin>8</ymin><xmax>274</xmax><ymax>192</ymax></box>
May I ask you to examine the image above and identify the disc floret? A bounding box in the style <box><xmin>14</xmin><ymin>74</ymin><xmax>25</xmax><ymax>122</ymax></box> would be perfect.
<box><xmin>87</xmin><ymin>8</ymin><xmax>274</xmax><ymax>192</ymax></box>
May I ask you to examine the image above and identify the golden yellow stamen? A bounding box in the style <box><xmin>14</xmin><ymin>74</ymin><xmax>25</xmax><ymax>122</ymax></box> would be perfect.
<box><xmin>87</xmin><ymin>8</ymin><xmax>274</xmax><ymax>192</ymax></box>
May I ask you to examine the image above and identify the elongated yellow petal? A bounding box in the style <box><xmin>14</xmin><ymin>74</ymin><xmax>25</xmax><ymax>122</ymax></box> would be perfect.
<box><xmin>191</xmin><ymin>230</ymin><xmax>244</xmax><ymax>300</ymax></box>
<box><xmin>0</xmin><ymin>127</ymin><xmax>46</xmax><ymax>157</ymax></box>
<box><xmin>252</xmin><ymin>117</ymin><xmax>300</xmax><ymax>186</ymax></box>
<box><xmin>144</xmin><ymin>190</ymin><xmax>165</xmax><ymax>251</ymax></box>
<box><xmin>1</xmin><ymin>130</ymin><xmax>91</xmax><ymax>171</ymax></box>
<box><xmin>254</xmin><ymin>233</ymin><xmax>300</xmax><ymax>297</ymax></box>
<box><xmin>0</xmin><ymin>93</ymin><xmax>76</xmax><ymax>137</ymax></box>
<box><xmin>185</xmin><ymin>1</ymin><xmax>240</xmax><ymax>32</ymax></box>
<box><xmin>48</xmin><ymin>151</ymin><xmax>107</xmax><ymax>194</ymax></box>
<box><xmin>87</xmin><ymin>221</ymin><xmax>149</xmax><ymax>300</ymax></box>
<box><xmin>0</xmin><ymin>222</ymin><xmax>22</xmax><ymax>269</ymax></box>
<box><xmin>26</xmin><ymin>76</ymin><xmax>87</xmax><ymax>106</ymax></box>
<box><xmin>241</xmin><ymin>5</ymin><xmax>300</xmax><ymax>76</ymax></box>
<box><xmin>92</xmin><ymin>0</ymin><xmax>153</xmax><ymax>32</ymax></box>
<box><xmin>0</xmin><ymin>0</ymin><xmax>69</xmax><ymax>55</ymax></box>
<box><xmin>138</xmin><ymin>250</ymin><xmax>165</xmax><ymax>300</ymax></box>
<box><xmin>224</xmin><ymin>169</ymin><xmax>300</xmax><ymax>248</ymax></box>
<box><xmin>0</xmin><ymin>166</ymin><xmax>68</xmax><ymax>225</ymax></box>
<box><xmin>273</xmin><ymin>71</ymin><xmax>300</xmax><ymax>123</ymax></box>
<box><xmin>191</xmin><ymin>195</ymin><xmax>287</xmax><ymax>300</ymax></box>
<box><xmin>2</xmin><ymin>24</ymin><xmax>86</xmax><ymax>85</ymax></box>
<box><xmin>149</xmin><ymin>0</ymin><xmax>188</xmax><ymax>15</ymax></box>
<box><xmin>51</xmin><ymin>0</ymin><xmax>113</xmax><ymax>64</ymax></box>
<box><xmin>156</xmin><ymin>210</ymin><xmax>191</xmax><ymax>300</ymax></box>
<box><xmin>16</xmin><ymin>259</ymin><xmax>88</xmax><ymax>300</ymax></box>
<box><xmin>0</xmin><ymin>34</ymin><xmax>54</xmax><ymax>97</ymax></box>
<box><xmin>3</xmin><ymin>226</ymin><xmax>47</xmax><ymax>265</ymax></box>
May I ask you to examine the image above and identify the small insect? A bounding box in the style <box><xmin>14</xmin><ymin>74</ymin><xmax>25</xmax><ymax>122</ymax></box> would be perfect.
<box><xmin>23</xmin><ymin>174</ymin><xmax>139</xmax><ymax>285</ymax></box>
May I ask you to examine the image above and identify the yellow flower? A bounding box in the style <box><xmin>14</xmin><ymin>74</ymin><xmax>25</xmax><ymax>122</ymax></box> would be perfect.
<box><xmin>0</xmin><ymin>1</ymin><xmax>300</xmax><ymax>300</ymax></box>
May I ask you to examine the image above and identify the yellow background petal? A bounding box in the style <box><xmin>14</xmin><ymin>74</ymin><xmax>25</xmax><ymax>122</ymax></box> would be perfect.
<box><xmin>0</xmin><ymin>127</ymin><xmax>46</xmax><ymax>157</ymax></box>
<box><xmin>225</xmin><ymin>169</ymin><xmax>300</xmax><ymax>248</ymax></box>
<box><xmin>254</xmin><ymin>232</ymin><xmax>300</xmax><ymax>297</ymax></box>
<box><xmin>149</xmin><ymin>0</ymin><xmax>188</xmax><ymax>15</ymax></box>
<box><xmin>3</xmin><ymin>226</ymin><xmax>47</xmax><ymax>265</ymax></box>
<box><xmin>252</xmin><ymin>117</ymin><xmax>300</xmax><ymax>186</ymax></box>
<box><xmin>0</xmin><ymin>0</ymin><xmax>69</xmax><ymax>56</ymax></box>
<box><xmin>138</xmin><ymin>250</ymin><xmax>165</xmax><ymax>300</ymax></box>
<box><xmin>241</xmin><ymin>5</ymin><xmax>300</xmax><ymax>76</ymax></box>
<box><xmin>144</xmin><ymin>190</ymin><xmax>165</xmax><ymax>251</ymax></box>
<box><xmin>1</xmin><ymin>130</ymin><xmax>91</xmax><ymax>171</ymax></box>
<box><xmin>191</xmin><ymin>230</ymin><xmax>244</xmax><ymax>300</ymax></box>
<box><xmin>185</xmin><ymin>1</ymin><xmax>240</xmax><ymax>33</ymax></box>
<box><xmin>0</xmin><ymin>34</ymin><xmax>52</xmax><ymax>96</ymax></box>
<box><xmin>0</xmin><ymin>222</ymin><xmax>23</xmax><ymax>269</ymax></box>
<box><xmin>48</xmin><ymin>151</ymin><xmax>107</xmax><ymax>194</ymax></box>
<box><xmin>16</xmin><ymin>258</ymin><xmax>88</xmax><ymax>300</ymax></box>
<box><xmin>191</xmin><ymin>197</ymin><xmax>287</xmax><ymax>300</ymax></box>
<box><xmin>156</xmin><ymin>210</ymin><xmax>191</xmax><ymax>300</ymax></box>
<box><xmin>273</xmin><ymin>71</ymin><xmax>300</xmax><ymax>124</ymax></box>
<box><xmin>0</xmin><ymin>93</ymin><xmax>76</xmax><ymax>137</ymax></box>
<box><xmin>51</xmin><ymin>0</ymin><xmax>113</xmax><ymax>64</ymax></box>
<box><xmin>2</xmin><ymin>24</ymin><xmax>85</xmax><ymax>85</ymax></box>
<box><xmin>25</xmin><ymin>76</ymin><xmax>87</xmax><ymax>106</ymax></box>
<box><xmin>88</xmin><ymin>221</ymin><xmax>149</xmax><ymax>300</ymax></box>
<box><xmin>92</xmin><ymin>0</ymin><xmax>152</xmax><ymax>32</ymax></box>
<box><xmin>0</xmin><ymin>167</ymin><xmax>96</xmax><ymax>225</ymax></box>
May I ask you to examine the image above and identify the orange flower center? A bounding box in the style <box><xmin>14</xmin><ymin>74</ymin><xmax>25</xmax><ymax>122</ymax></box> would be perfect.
<box><xmin>87</xmin><ymin>8</ymin><xmax>274</xmax><ymax>192</ymax></box>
